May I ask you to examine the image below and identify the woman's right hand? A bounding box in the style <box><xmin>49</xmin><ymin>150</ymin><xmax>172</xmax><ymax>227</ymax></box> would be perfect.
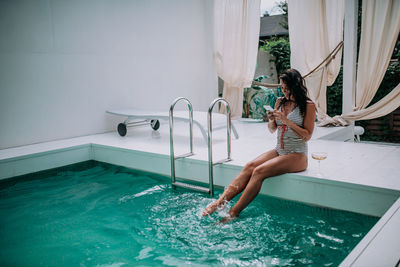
<box><xmin>267</xmin><ymin>111</ymin><xmax>275</xmax><ymax>122</ymax></box>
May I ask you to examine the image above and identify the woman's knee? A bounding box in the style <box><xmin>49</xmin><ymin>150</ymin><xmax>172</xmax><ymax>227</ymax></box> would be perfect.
<box><xmin>243</xmin><ymin>161</ymin><xmax>257</xmax><ymax>174</ymax></box>
<box><xmin>251</xmin><ymin>166</ymin><xmax>271</xmax><ymax>182</ymax></box>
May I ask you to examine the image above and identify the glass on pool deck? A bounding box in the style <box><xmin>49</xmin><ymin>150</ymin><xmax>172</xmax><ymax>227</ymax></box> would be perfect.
<box><xmin>0</xmin><ymin>161</ymin><xmax>378</xmax><ymax>266</ymax></box>
<box><xmin>312</xmin><ymin>151</ymin><xmax>328</xmax><ymax>178</ymax></box>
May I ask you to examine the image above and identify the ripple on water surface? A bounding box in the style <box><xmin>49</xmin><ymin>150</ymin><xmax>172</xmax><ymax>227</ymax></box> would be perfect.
<box><xmin>0</xmin><ymin>161</ymin><xmax>379</xmax><ymax>266</ymax></box>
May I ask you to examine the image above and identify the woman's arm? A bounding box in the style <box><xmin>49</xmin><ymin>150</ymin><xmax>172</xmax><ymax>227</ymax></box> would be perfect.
<box><xmin>267</xmin><ymin>98</ymin><xmax>282</xmax><ymax>133</ymax></box>
<box><xmin>274</xmin><ymin>101</ymin><xmax>316</xmax><ymax>141</ymax></box>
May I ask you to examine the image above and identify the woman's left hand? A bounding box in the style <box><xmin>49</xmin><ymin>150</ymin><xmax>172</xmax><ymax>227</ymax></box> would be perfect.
<box><xmin>273</xmin><ymin>110</ymin><xmax>288</xmax><ymax>124</ymax></box>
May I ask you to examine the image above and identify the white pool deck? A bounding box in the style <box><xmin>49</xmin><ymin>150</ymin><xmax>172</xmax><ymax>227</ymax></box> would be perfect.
<box><xmin>0</xmin><ymin>114</ymin><xmax>399</xmax><ymax>266</ymax></box>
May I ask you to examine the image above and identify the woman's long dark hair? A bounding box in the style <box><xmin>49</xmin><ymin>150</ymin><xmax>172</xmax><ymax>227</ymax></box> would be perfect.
<box><xmin>278</xmin><ymin>68</ymin><xmax>310</xmax><ymax>116</ymax></box>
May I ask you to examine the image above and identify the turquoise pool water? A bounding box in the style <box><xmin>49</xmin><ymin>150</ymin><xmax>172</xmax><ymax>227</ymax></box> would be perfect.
<box><xmin>0</xmin><ymin>161</ymin><xmax>378</xmax><ymax>266</ymax></box>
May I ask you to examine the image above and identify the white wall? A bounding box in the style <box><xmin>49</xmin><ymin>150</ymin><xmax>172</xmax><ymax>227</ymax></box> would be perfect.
<box><xmin>0</xmin><ymin>0</ymin><xmax>217</xmax><ymax>149</ymax></box>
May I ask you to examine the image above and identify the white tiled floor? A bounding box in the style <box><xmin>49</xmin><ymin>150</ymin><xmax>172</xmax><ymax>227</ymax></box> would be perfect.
<box><xmin>1</xmin><ymin>117</ymin><xmax>399</xmax><ymax>191</ymax></box>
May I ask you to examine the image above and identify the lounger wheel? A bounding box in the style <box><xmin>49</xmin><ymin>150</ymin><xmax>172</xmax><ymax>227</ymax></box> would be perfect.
<box><xmin>150</xmin><ymin>119</ymin><xmax>160</xmax><ymax>130</ymax></box>
<box><xmin>117</xmin><ymin>123</ymin><xmax>127</xmax><ymax>136</ymax></box>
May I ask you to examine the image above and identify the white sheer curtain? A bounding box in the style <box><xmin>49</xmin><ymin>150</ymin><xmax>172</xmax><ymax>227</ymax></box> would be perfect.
<box><xmin>288</xmin><ymin>0</ymin><xmax>344</xmax><ymax>123</ymax></box>
<box><xmin>214</xmin><ymin>0</ymin><xmax>260</xmax><ymax>118</ymax></box>
<box><xmin>320</xmin><ymin>0</ymin><xmax>400</xmax><ymax>126</ymax></box>
<box><xmin>354</xmin><ymin>0</ymin><xmax>400</xmax><ymax>111</ymax></box>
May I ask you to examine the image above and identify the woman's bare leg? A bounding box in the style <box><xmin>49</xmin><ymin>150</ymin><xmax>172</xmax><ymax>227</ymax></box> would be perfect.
<box><xmin>202</xmin><ymin>149</ymin><xmax>278</xmax><ymax>216</ymax></box>
<box><xmin>221</xmin><ymin>153</ymin><xmax>307</xmax><ymax>222</ymax></box>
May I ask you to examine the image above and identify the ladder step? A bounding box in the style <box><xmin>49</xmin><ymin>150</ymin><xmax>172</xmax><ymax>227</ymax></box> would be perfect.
<box><xmin>174</xmin><ymin>152</ymin><xmax>194</xmax><ymax>160</ymax></box>
<box><xmin>212</xmin><ymin>158</ymin><xmax>232</xmax><ymax>166</ymax></box>
<box><xmin>172</xmin><ymin>181</ymin><xmax>210</xmax><ymax>193</ymax></box>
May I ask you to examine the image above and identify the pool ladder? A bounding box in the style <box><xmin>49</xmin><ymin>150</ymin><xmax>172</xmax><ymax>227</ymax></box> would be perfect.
<box><xmin>169</xmin><ymin>97</ymin><xmax>232</xmax><ymax>197</ymax></box>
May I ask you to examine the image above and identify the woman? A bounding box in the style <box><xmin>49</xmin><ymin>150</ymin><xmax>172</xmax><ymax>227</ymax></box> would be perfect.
<box><xmin>202</xmin><ymin>69</ymin><xmax>316</xmax><ymax>222</ymax></box>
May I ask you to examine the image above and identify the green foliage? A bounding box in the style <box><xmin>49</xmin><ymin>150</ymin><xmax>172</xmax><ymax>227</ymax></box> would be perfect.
<box><xmin>326</xmin><ymin>69</ymin><xmax>343</xmax><ymax>117</ymax></box>
<box><xmin>369</xmin><ymin>62</ymin><xmax>400</xmax><ymax>106</ymax></box>
<box><xmin>260</xmin><ymin>37</ymin><xmax>291</xmax><ymax>76</ymax></box>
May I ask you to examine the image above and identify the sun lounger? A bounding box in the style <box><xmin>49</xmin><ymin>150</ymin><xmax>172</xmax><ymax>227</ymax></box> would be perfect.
<box><xmin>106</xmin><ymin>109</ymin><xmax>239</xmax><ymax>142</ymax></box>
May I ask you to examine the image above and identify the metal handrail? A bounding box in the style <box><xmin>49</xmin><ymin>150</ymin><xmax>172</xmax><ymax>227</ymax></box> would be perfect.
<box><xmin>169</xmin><ymin>97</ymin><xmax>193</xmax><ymax>185</ymax></box>
<box><xmin>207</xmin><ymin>98</ymin><xmax>232</xmax><ymax>196</ymax></box>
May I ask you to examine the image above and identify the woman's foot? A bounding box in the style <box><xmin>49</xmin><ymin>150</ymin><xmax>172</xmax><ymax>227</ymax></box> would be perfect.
<box><xmin>202</xmin><ymin>200</ymin><xmax>224</xmax><ymax>216</ymax></box>
<box><xmin>219</xmin><ymin>210</ymin><xmax>239</xmax><ymax>224</ymax></box>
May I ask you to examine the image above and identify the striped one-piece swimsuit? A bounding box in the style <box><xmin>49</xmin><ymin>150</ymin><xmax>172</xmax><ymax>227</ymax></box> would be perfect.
<box><xmin>275</xmin><ymin>105</ymin><xmax>307</xmax><ymax>156</ymax></box>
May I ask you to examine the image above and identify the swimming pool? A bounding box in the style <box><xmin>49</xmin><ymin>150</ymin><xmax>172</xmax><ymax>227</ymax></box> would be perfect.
<box><xmin>0</xmin><ymin>161</ymin><xmax>379</xmax><ymax>266</ymax></box>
